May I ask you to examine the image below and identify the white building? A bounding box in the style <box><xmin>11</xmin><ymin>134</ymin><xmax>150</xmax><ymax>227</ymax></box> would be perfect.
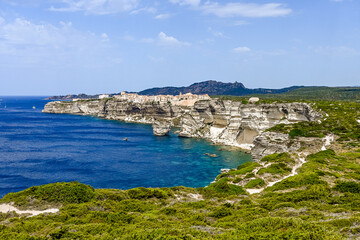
<box><xmin>99</xmin><ymin>94</ymin><xmax>110</xmax><ymax>99</ymax></box>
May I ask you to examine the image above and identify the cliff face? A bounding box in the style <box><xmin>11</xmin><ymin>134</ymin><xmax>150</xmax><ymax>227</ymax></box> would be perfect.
<box><xmin>43</xmin><ymin>99</ymin><xmax>321</xmax><ymax>154</ymax></box>
<box><xmin>177</xmin><ymin>100</ymin><xmax>321</xmax><ymax>149</ymax></box>
<box><xmin>43</xmin><ymin>99</ymin><xmax>183</xmax><ymax>123</ymax></box>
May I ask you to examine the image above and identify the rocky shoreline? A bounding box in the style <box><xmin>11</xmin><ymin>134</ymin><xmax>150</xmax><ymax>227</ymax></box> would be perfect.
<box><xmin>43</xmin><ymin>98</ymin><xmax>322</xmax><ymax>160</ymax></box>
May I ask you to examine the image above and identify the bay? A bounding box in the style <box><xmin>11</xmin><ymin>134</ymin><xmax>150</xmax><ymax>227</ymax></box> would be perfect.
<box><xmin>0</xmin><ymin>96</ymin><xmax>252</xmax><ymax>197</ymax></box>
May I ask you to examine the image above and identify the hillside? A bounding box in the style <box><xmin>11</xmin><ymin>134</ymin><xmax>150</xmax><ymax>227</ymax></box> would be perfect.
<box><xmin>216</xmin><ymin>86</ymin><xmax>360</xmax><ymax>102</ymax></box>
<box><xmin>1</xmin><ymin>97</ymin><xmax>360</xmax><ymax>239</ymax></box>
<box><xmin>46</xmin><ymin>81</ymin><xmax>302</xmax><ymax>100</ymax></box>
<box><xmin>138</xmin><ymin>80</ymin><xmax>302</xmax><ymax>96</ymax></box>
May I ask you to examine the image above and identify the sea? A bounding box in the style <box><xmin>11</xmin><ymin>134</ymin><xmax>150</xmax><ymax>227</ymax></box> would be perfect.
<box><xmin>0</xmin><ymin>96</ymin><xmax>252</xmax><ymax>197</ymax></box>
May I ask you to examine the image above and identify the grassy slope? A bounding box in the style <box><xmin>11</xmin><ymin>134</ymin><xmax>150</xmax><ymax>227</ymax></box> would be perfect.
<box><xmin>214</xmin><ymin>86</ymin><xmax>360</xmax><ymax>102</ymax></box>
<box><xmin>1</xmin><ymin>93</ymin><xmax>360</xmax><ymax>239</ymax></box>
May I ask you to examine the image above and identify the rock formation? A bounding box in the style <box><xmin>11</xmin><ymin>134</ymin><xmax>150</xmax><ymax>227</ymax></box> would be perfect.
<box><xmin>251</xmin><ymin>131</ymin><xmax>325</xmax><ymax>161</ymax></box>
<box><xmin>43</xmin><ymin>98</ymin><xmax>322</xmax><ymax>155</ymax></box>
<box><xmin>153</xmin><ymin>120</ymin><xmax>172</xmax><ymax>136</ymax></box>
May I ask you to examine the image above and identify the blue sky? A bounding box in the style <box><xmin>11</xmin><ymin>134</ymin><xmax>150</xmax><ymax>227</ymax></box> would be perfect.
<box><xmin>0</xmin><ymin>0</ymin><xmax>359</xmax><ymax>95</ymax></box>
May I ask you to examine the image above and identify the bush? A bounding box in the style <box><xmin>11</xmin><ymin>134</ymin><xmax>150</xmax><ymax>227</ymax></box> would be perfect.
<box><xmin>334</xmin><ymin>181</ymin><xmax>360</xmax><ymax>194</ymax></box>
<box><xmin>267</xmin><ymin>173</ymin><xmax>327</xmax><ymax>191</ymax></box>
<box><xmin>127</xmin><ymin>187</ymin><xmax>171</xmax><ymax>199</ymax></box>
<box><xmin>160</xmin><ymin>207</ymin><xmax>177</xmax><ymax>215</ymax></box>
<box><xmin>1</xmin><ymin>182</ymin><xmax>95</xmax><ymax>206</ymax></box>
<box><xmin>95</xmin><ymin>189</ymin><xmax>127</xmax><ymax>201</ymax></box>
<box><xmin>202</xmin><ymin>178</ymin><xmax>246</xmax><ymax>197</ymax></box>
<box><xmin>244</xmin><ymin>179</ymin><xmax>266</xmax><ymax>189</ymax></box>
<box><xmin>229</xmin><ymin>162</ymin><xmax>260</xmax><ymax>175</ymax></box>
<box><xmin>209</xmin><ymin>207</ymin><xmax>232</xmax><ymax>218</ymax></box>
<box><xmin>244</xmin><ymin>173</ymin><xmax>255</xmax><ymax>179</ymax></box>
<box><xmin>307</xmin><ymin>149</ymin><xmax>336</xmax><ymax>164</ymax></box>
<box><xmin>257</xmin><ymin>163</ymin><xmax>292</xmax><ymax>175</ymax></box>
<box><xmin>261</xmin><ymin>153</ymin><xmax>295</xmax><ymax>164</ymax></box>
<box><xmin>232</xmin><ymin>177</ymin><xmax>242</xmax><ymax>183</ymax></box>
<box><xmin>289</xmin><ymin>128</ymin><xmax>303</xmax><ymax>138</ymax></box>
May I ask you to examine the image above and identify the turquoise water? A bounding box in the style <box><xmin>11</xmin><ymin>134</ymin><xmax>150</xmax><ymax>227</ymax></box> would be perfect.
<box><xmin>0</xmin><ymin>96</ymin><xmax>252</xmax><ymax>197</ymax></box>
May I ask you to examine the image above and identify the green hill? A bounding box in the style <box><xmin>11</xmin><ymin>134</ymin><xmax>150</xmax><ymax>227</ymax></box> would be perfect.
<box><xmin>216</xmin><ymin>86</ymin><xmax>360</xmax><ymax>102</ymax></box>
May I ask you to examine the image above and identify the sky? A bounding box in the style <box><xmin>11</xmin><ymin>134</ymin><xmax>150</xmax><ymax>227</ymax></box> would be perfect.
<box><xmin>0</xmin><ymin>0</ymin><xmax>359</xmax><ymax>95</ymax></box>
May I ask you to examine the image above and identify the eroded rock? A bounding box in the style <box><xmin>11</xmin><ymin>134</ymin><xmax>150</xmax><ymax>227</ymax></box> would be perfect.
<box><xmin>152</xmin><ymin>120</ymin><xmax>172</xmax><ymax>136</ymax></box>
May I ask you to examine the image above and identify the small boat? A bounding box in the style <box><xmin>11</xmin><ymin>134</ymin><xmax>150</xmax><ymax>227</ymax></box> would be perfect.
<box><xmin>32</xmin><ymin>106</ymin><xmax>36</xmax><ymax>109</ymax></box>
<box><xmin>123</xmin><ymin>137</ymin><xmax>128</xmax><ymax>141</ymax></box>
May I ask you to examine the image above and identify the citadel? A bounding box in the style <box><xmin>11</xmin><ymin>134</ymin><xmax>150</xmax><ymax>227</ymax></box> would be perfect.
<box><xmin>80</xmin><ymin>92</ymin><xmax>211</xmax><ymax>107</ymax></box>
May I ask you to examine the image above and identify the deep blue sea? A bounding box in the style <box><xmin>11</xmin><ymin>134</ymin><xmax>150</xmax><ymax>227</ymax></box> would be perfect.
<box><xmin>0</xmin><ymin>96</ymin><xmax>252</xmax><ymax>197</ymax></box>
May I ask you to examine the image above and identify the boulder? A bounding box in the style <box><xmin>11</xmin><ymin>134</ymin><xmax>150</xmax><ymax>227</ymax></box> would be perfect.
<box><xmin>248</xmin><ymin>97</ymin><xmax>260</xmax><ymax>103</ymax></box>
<box><xmin>152</xmin><ymin>120</ymin><xmax>172</xmax><ymax>136</ymax></box>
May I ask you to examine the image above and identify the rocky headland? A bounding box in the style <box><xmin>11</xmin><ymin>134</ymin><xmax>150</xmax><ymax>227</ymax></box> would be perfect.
<box><xmin>43</xmin><ymin>97</ymin><xmax>322</xmax><ymax>155</ymax></box>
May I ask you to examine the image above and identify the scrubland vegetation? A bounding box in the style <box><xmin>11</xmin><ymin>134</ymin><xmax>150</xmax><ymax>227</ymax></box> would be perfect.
<box><xmin>1</xmin><ymin>92</ymin><xmax>360</xmax><ymax>239</ymax></box>
<box><xmin>2</xmin><ymin>147</ymin><xmax>360</xmax><ymax>239</ymax></box>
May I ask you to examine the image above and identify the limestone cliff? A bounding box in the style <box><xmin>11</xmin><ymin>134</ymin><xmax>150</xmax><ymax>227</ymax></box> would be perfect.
<box><xmin>43</xmin><ymin>98</ymin><xmax>321</xmax><ymax>155</ymax></box>
<box><xmin>177</xmin><ymin>100</ymin><xmax>321</xmax><ymax>149</ymax></box>
<box><xmin>153</xmin><ymin>120</ymin><xmax>172</xmax><ymax>136</ymax></box>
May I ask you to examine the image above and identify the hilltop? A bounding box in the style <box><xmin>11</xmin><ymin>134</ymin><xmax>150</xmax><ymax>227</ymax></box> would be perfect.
<box><xmin>46</xmin><ymin>80</ymin><xmax>302</xmax><ymax>100</ymax></box>
<box><xmin>216</xmin><ymin>86</ymin><xmax>360</xmax><ymax>102</ymax></box>
<box><xmin>138</xmin><ymin>80</ymin><xmax>301</xmax><ymax>96</ymax></box>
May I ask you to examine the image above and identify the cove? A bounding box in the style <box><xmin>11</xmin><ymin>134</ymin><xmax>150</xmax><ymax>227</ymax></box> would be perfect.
<box><xmin>0</xmin><ymin>96</ymin><xmax>252</xmax><ymax>197</ymax></box>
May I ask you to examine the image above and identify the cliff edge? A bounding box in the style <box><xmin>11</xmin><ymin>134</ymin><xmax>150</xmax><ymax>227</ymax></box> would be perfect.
<box><xmin>43</xmin><ymin>98</ymin><xmax>321</xmax><ymax>156</ymax></box>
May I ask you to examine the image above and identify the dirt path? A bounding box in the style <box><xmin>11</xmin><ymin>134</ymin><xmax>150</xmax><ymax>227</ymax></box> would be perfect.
<box><xmin>0</xmin><ymin>204</ymin><xmax>59</xmax><ymax>217</ymax></box>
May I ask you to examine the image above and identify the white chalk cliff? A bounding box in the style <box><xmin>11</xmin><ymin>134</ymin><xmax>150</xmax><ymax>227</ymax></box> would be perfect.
<box><xmin>43</xmin><ymin>98</ymin><xmax>322</xmax><ymax>158</ymax></box>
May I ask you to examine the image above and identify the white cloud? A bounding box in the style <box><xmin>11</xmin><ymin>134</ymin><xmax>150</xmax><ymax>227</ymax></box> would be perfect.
<box><xmin>202</xmin><ymin>2</ymin><xmax>292</xmax><ymax>18</ymax></box>
<box><xmin>140</xmin><ymin>38</ymin><xmax>155</xmax><ymax>43</ymax></box>
<box><xmin>169</xmin><ymin>0</ymin><xmax>201</xmax><ymax>7</ymax></box>
<box><xmin>101</xmin><ymin>33</ymin><xmax>109</xmax><ymax>42</ymax></box>
<box><xmin>49</xmin><ymin>0</ymin><xmax>139</xmax><ymax>15</ymax></box>
<box><xmin>155</xmin><ymin>13</ymin><xmax>172</xmax><ymax>20</ymax></box>
<box><xmin>121</xmin><ymin>34</ymin><xmax>135</xmax><ymax>41</ymax></box>
<box><xmin>314</xmin><ymin>46</ymin><xmax>360</xmax><ymax>57</ymax></box>
<box><xmin>233</xmin><ymin>46</ymin><xmax>251</xmax><ymax>53</ymax></box>
<box><xmin>148</xmin><ymin>56</ymin><xmax>164</xmax><ymax>63</ymax></box>
<box><xmin>330</xmin><ymin>0</ymin><xmax>344</xmax><ymax>2</ymax></box>
<box><xmin>157</xmin><ymin>32</ymin><xmax>190</xmax><ymax>47</ymax></box>
<box><xmin>130</xmin><ymin>7</ymin><xmax>157</xmax><ymax>15</ymax></box>
<box><xmin>208</xmin><ymin>27</ymin><xmax>225</xmax><ymax>38</ymax></box>
<box><xmin>0</xmin><ymin>17</ymin><xmax>115</xmax><ymax>66</ymax></box>
<box><xmin>233</xmin><ymin>20</ymin><xmax>249</xmax><ymax>26</ymax></box>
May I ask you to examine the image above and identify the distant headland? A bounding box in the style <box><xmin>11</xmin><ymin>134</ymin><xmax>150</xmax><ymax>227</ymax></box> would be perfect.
<box><xmin>46</xmin><ymin>80</ymin><xmax>302</xmax><ymax>100</ymax></box>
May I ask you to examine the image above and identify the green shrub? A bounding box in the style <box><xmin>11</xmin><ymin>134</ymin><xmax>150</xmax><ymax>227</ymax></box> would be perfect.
<box><xmin>160</xmin><ymin>207</ymin><xmax>177</xmax><ymax>215</ymax></box>
<box><xmin>257</xmin><ymin>163</ymin><xmax>292</xmax><ymax>175</ymax></box>
<box><xmin>209</xmin><ymin>206</ymin><xmax>232</xmax><ymax>218</ymax></box>
<box><xmin>244</xmin><ymin>173</ymin><xmax>255</xmax><ymax>179</ymax></box>
<box><xmin>289</xmin><ymin>128</ymin><xmax>303</xmax><ymax>138</ymax></box>
<box><xmin>119</xmin><ymin>199</ymin><xmax>150</xmax><ymax>212</ymax></box>
<box><xmin>267</xmin><ymin>173</ymin><xmax>327</xmax><ymax>191</ymax></box>
<box><xmin>232</xmin><ymin>177</ymin><xmax>242</xmax><ymax>183</ymax></box>
<box><xmin>307</xmin><ymin>149</ymin><xmax>336</xmax><ymax>164</ymax></box>
<box><xmin>261</xmin><ymin>152</ymin><xmax>295</xmax><ymax>164</ymax></box>
<box><xmin>127</xmin><ymin>187</ymin><xmax>171</xmax><ymax>199</ymax></box>
<box><xmin>228</xmin><ymin>162</ymin><xmax>260</xmax><ymax>175</ymax></box>
<box><xmin>244</xmin><ymin>179</ymin><xmax>266</xmax><ymax>189</ymax></box>
<box><xmin>95</xmin><ymin>189</ymin><xmax>127</xmax><ymax>201</ymax></box>
<box><xmin>1</xmin><ymin>182</ymin><xmax>95</xmax><ymax>206</ymax></box>
<box><xmin>201</xmin><ymin>178</ymin><xmax>246</xmax><ymax>197</ymax></box>
<box><xmin>334</xmin><ymin>181</ymin><xmax>360</xmax><ymax>194</ymax></box>
<box><xmin>273</xmin><ymin>202</ymin><xmax>297</xmax><ymax>210</ymax></box>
